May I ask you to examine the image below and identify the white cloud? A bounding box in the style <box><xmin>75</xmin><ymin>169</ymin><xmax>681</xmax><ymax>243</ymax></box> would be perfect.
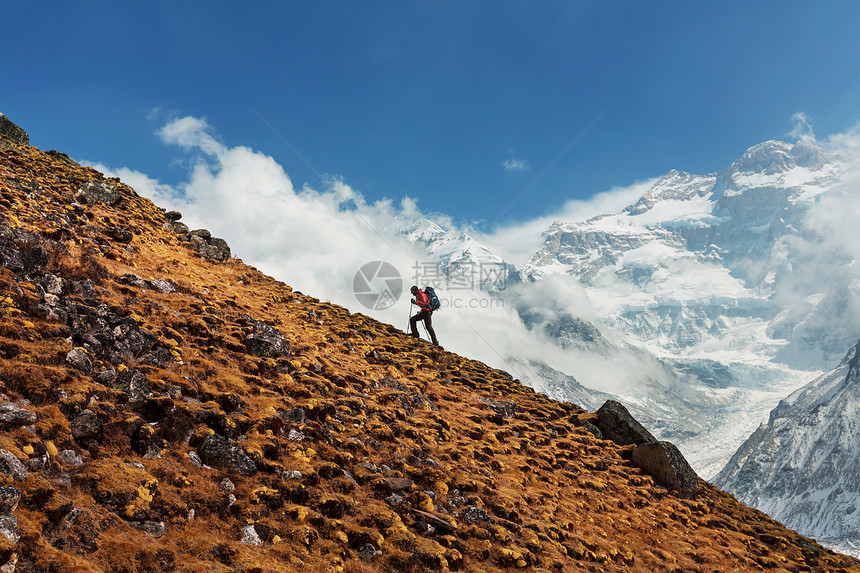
<box><xmin>502</xmin><ymin>157</ymin><xmax>530</xmax><ymax>172</ymax></box>
<box><xmin>788</xmin><ymin>111</ymin><xmax>815</xmax><ymax>142</ymax></box>
<box><xmin>81</xmin><ymin>115</ymin><xmax>685</xmax><ymax>402</ymax></box>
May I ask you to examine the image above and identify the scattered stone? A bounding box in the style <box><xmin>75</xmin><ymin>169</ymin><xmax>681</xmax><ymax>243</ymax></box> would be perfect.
<box><xmin>197</xmin><ymin>433</ymin><xmax>257</xmax><ymax>476</ymax></box>
<box><xmin>187</xmin><ymin>451</ymin><xmax>202</xmax><ymax>468</ymax></box>
<box><xmin>40</xmin><ymin>272</ymin><xmax>65</xmax><ymax>296</ymax></box>
<box><xmin>287</xmin><ymin>429</ymin><xmax>304</xmax><ymax>442</ymax></box>
<box><xmin>61</xmin><ymin>507</ymin><xmax>82</xmax><ymax>531</ymax></box>
<box><xmin>384</xmin><ymin>477</ymin><xmax>414</xmax><ymax>493</ymax></box>
<box><xmin>240</xmin><ymin>524</ymin><xmax>262</xmax><ymax>546</ymax></box>
<box><xmin>79</xmin><ymin>180</ymin><xmax>122</xmax><ymax>206</ymax></box>
<box><xmin>148</xmin><ymin>279</ymin><xmax>176</xmax><ymax>294</ymax></box>
<box><xmin>462</xmin><ymin>506</ymin><xmax>492</xmax><ymax>523</ymax></box>
<box><xmin>595</xmin><ymin>400</ymin><xmax>656</xmax><ymax>447</ymax></box>
<box><xmin>105</xmin><ymin>226</ymin><xmax>133</xmax><ymax>244</ymax></box>
<box><xmin>112</xmin><ymin>368</ymin><xmax>151</xmax><ymax>404</ymax></box>
<box><xmin>480</xmin><ymin>397</ymin><xmax>518</xmax><ymax>419</ymax></box>
<box><xmin>66</xmin><ymin>347</ymin><xmax>93</xmax><ymax>374</ymax></box>
<box><xmin>163</xmin><ymin>221</ymin><xmax>189</xmax><ymax>234</ymax></box>
<box><xmin>358</xmin><ymin>543</ymin><xmax>381</xmax><ymax>562</ymax></box>
<box><xmin>0</xmin><ymin>403</ymin><xmax>37</xmax><ymax>426</ymax></box>
<box><xmin>385</xmin><ymin>494</ymin><xmax>403</xmax><ymax>507</ymax></box>
<box><xmin>0</xmin><ymin>513</ymin><xmax>19</xmax><ymax>543</ymax></box>
<box><xmin>56</xmin><ymin>450</ymin><xmax>84</xmax><ymax>467</ymax></box>
<box><xmin>244</xmin><ymin>319</ymin><xmax>292</xmax><ymax>358</ymax></box>
<box><xmin>134</xmin><ymin>521</ymin><xmax>166</xmax><ymax>538</ymax></box>
<box><xmin>70</xmin><ymin>410</ymin><xmax>103</xmax><ymax>441</ymax></box>
<box><xmin>219</xmin><ymin>478</ymin><xmax>236</xmax><ymax>494</ymax></box>
<box><xmin>632</xmin><ymin>441</ymin><xmax>700</xmax><ymax>498</ymax></box>
<box><xmin>0</xmin><ymin>488</ymin><xmax>20</xmax><ymax>513</ymax></box>
<box><xmin>0</xmin><ymin>451</ymin><xmax>27</xmax><ymax>481</ymax></box>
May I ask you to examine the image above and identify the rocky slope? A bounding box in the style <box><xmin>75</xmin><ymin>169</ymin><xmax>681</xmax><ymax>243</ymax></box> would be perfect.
<box><xmin>0</xmin><ymin>118</ymin><xmax>858</xmax><ymax>572</ymax></box>
<box><xmin>714</xmin><ymin>337</ymin><xmax>860</xmax><ymax>554</ymax></box>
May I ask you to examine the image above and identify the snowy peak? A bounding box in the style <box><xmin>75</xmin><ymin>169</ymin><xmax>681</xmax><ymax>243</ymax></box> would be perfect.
<box><xmin>624</xmin><ymin>169</ymin><xmax>715</xmax><ymax>216</ymax></box>
<box><xmin>714</xmin><ymin>337</ymin><xmax>860</xmax><ymax>549</ymax></box>
<box><xmin>729</xmin><ymin>140</ymin><xmax>831</xmax><ymax>175</ymax></box>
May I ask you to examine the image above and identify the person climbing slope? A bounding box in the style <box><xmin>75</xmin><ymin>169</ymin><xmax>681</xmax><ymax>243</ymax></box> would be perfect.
<box><xmin>409</xmin><ymin>285</ymin><xmax>439</xmax><ymax>345</ymax></box>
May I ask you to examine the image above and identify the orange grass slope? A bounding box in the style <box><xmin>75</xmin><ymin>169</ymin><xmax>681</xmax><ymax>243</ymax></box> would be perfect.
<box><xmin>0</xmin><ymin>124</ymin><xmax>857</xmax><ymax>573</ymax></box>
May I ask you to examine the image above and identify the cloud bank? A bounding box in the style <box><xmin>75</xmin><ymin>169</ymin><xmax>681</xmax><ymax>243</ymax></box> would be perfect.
<box><xmin>85</xmin><ymin>114</ymin><xmax>673</xmax><ymax>397</ymax></box>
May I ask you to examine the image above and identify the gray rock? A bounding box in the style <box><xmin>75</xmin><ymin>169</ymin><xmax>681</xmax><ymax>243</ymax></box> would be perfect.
<box><xmin>147</xmin><ymin>279</ymin><xmax>176</xmax><ymax>294</ymax></box>
<box><xmin>187</xmin><ymin>451</ymin><xmax>203</xmax><ymax>468</ymax></box>
<box><xmin>241</xmin><ymin>525</ymin><xmax>263</xmax><ymax>545</ymax></box>
<box><xmin>0</xmin><ymin>487</ymin><xmax>20</xmax><ymax>513</ymax></box>
<box><xmin>113</xmin><ymin>368</ymin><xmax>151</xmax><ymax>404</ymax></box>
<box><xmin>632</xmin><ymin>440</ymin><xmax>700</xmax><ymax>498</ymax></box>
<box><xmin>480</xmin><ymin>397</ymin><xmax>517</xmax><ymax>419</ymax></box>
<box><xmin>197</xmin><ymin>433</ymin><xmax>257</xmax><ymax>476</ymax></box>
<box><xmin>134</xmin><ymin>520</ymin><xmax>166</xmax><ymax>538</ymax></box>
<box><xmin>66</xmin><ymin>347</ymin><xmax>93</xmax><ymax>374</ymax></box>
<box><xmin>462</xmin><ymin>505</ymin><xmax>493</xmax><ymax>523</ymax></box>
<box><xmin>0</xmin><ymin>113</ymin><xmax>29</xmax><ymax>146</ymax></box>
<box><xmin>595</xmin><ymin>399</ymin><xmax>656</xmax><ymax>447</ymax></box>
<box><xmin>79</xmin><ymin>180</ymin><xmax>122</xmax><ymax>206</ymax></box>
<box><xmin>218</xmin><ymin>478</ymin><xmax>236</xmax><ymax>494</ymax></box>
<box><xmin>163</xmin><ymin>221</ymin><xmax>189</xmax><ymax>234</ymax></box>
<box><xmin>0</xmin><ymin>513</ymin><xmax>19</xmax><ymax>543</ymax></box>
<box><xmin>61</xmin><ymin>507</ymin><xmax>82</xmax><ymax>531</ymax></box>
<box><xmin>57</xmin><ymin>450</ymin><xmax>84</xmax><ymax>467</ymax></box>
<box><xmin>244</xmin><ymin>319</ymin><xmax>292</xmax><ymax>359</ymax></box>
<box><xmin>189</xmin><ymin>235</ymin><xmax>231</xmax><ymax>261</ymax></box>
<box><xmin>70</xmin><ymin>410</ymin><xmax>103</xmax><ymax>441</ymax></box>
<box><xmin>40</xmin><ymin>273</ymin><xmax>66</xmax><ymax>296</ymax></box>
<box><xmin>164</xmin><ymin>210</ymin><xmax>182</xmax><ymax>222</ymax></box>
<box><xmin>358</xmin><ymin>543</ymin><xmax>381</xmax><ymax>562</ymax></box>
<box><xmin>0</xmin><ymin>404</ymin><xmax>37</xmax><ymax>426</ymax></box>
<box><xmin>190</xmin><ymin>229</ymin><xmax>212</xmax><ymax>240</ymax></box>
<box><xmin>0</xmin><ymin>450</ymin><xmax>27</xmax><ymax>481</ymax></box>
<box><xmin>240</xmin><ymin>524</ymin><xmax>262</xmax><ymax>545</ymax></box>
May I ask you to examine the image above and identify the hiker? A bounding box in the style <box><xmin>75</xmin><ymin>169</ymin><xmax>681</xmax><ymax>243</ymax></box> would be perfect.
<box><xmin>409</xmin><ymin>285</ymin><xmax>439</xmax><ymax>345</ymax></box>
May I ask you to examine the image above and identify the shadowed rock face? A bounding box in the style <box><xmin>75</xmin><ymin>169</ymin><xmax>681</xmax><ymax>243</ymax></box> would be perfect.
<box><xmin>0</xmin><ymin>119</ymin><xmax>857</xmax><ymax>573</ymax></box>
<box><xmin>0</xmin><ymin>114</ymin><xmax>28</xmax><ymax>147</ymax></box>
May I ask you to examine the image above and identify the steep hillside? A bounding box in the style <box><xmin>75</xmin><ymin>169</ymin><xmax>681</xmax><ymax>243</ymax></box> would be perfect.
<box><xmin>1</xmin><ymin>121</ymin><xmax>858</xmax><ymax>572</ymax></box>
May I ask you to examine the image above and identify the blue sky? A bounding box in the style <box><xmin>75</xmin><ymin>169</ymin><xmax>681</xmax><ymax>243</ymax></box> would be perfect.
<box><xmin>3</xmin><ymin>2</ymin><xmax>860</xmax><ymax>226</ymax></box>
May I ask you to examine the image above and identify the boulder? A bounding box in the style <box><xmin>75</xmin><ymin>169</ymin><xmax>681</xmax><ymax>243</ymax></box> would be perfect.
<box><xmin>70</xmin><ymin>410</ymin><xmax>104</xmax><ymax>441</ymax></box>
<box><xmin>66</xmin><ymin>347</ymin><xmax>93</xmax><ymax>374</ymax></box>
<box><xmin>0</xmin><ymin>404</ymin><xmax>37</xmax><ymax>426</ymax></box>
<box><xmin>79</xmin><ymin>181</ymin><xmax>122</xmax><ymax>206</ymax></box>
<box><xmin>197</xmin><ymin>433</ymin><xmax>257</xmax><ymax>476</ymax></box>
<box><xmin>595</xmin><ymin>400</ymin><xmax>656</xmax><ymax>447</ymax></box>
<box><xmin>112</xmin><ymin>369</ymin><xmax>151</xmax><ymax>404</ymax></box>
<box><xmin>631</xmin><ymin>440</ymin><xmax>700</xmax><ymax>498</ymax></box>
<box><xmin>0</xmin><ymin>451</ymin><xmax>27</xmax><ymax>481</ymax></box>
<box><xmin>164</xmin><ymin>210</ymin><xmax>182</xmax><ymax>222</ymax></box>
<box><xmin>244</xmin><ymin>320</ymin><xmax>291</xmax><ymax>358</ymax></box>
<box><xmin>0</xmin><ymin>114</ymin><xmax>28</xmax><ymax>146</ymax></box>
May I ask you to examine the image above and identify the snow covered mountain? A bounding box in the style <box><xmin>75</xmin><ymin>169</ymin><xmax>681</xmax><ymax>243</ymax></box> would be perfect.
<box><xmin>713</xmin><ymin>338</ymin><xmax>860</xmax><ymax>555</ymax></box>
<box><xmin>394</xmin><ymin>139</ymin><xmax>858</xmax><ymax>480</ymax></box>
